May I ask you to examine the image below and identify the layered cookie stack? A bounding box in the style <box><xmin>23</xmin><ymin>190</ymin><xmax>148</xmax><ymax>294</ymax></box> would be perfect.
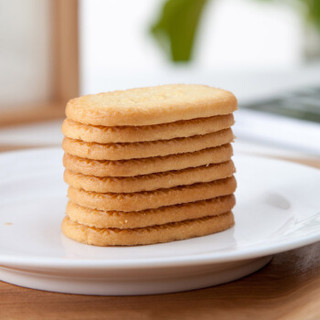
<box><xmin>61</xmin><ymin>84</ymin><xmax>237</xmax><ymax>246</ymax></box>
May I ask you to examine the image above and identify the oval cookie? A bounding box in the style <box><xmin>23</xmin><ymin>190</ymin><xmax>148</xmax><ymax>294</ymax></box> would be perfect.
<box><xmin>66</xmin><ymin>195</ymin><xmax>236</xmax><ymax>229</ymax></box>
<box><xmin>64</xmin><ymin>161</ymin><xmax>235</xmax><ymax>193</ymax></box>
<box><xmin>65</xmin><ymin>84</ymin><xmax>237</xmax><ymax>126</ymax></box>
<box><xmin>62</xmin><ymin>128</ymin><xmax>234</xmax><ymax>161</ymax></box>
<box><xmin>62</xmin><ymin>212</ymin><xmax>234</xmax><ymax>246</ymax></box>
<box><xmin>63</xmin><ymin>143</ymin><xmax>233</xmax><ymax>177</ymax></box>
<box><xmin>62</xmin><ymin>114</ymin><xmax>234</xmax><ymax>143</ymax></box>
<box><xmin>67</xmin><ymin>176</ymin><xmax>237</xmax><ymax>212</ymax></box>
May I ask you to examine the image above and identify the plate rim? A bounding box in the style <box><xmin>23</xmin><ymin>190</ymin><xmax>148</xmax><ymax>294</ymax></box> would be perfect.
<box><xmin>1</xmin><ymin>232</ymin><xmax>320</xmax><ymax>270</ymax></box>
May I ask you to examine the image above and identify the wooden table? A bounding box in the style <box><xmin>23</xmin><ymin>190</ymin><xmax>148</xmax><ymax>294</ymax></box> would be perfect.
<box><xmin>1</xmin><ymin>145</ymin><xmax>319</xmax><ymax>320</ymax></box>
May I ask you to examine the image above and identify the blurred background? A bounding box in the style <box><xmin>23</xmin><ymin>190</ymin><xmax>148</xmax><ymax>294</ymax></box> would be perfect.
<box><xmin>0</xmin><ymin>0</ymin><xmax>319</xmax><ymax>162</ymax></box>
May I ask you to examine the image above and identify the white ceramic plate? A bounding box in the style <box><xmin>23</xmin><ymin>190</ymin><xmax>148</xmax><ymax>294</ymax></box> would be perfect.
<box><xmin>0</xmin><ymin>148</ymin><xmax>320</xmax><ymax>295</ymax></box>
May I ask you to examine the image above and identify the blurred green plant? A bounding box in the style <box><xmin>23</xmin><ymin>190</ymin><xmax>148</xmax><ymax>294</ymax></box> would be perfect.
<box><xmin>151</xmin><ymin>0</ymin><xmax>208</xmax><ymax>62</ymax></box>
<box><xmin>150</xmin><ymin>0</ymin><xmax>320</xmax><ymax>63</ymax></box>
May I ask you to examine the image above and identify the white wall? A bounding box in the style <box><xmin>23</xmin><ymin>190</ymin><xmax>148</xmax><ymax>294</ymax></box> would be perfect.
<box><xmin>80</xmin><ymin>0</ymin><xmax>304</xmax><ymax>94</ymax></box>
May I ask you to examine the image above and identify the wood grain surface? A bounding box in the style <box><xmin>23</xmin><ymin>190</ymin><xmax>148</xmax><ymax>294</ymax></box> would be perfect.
<box><xmin>0</xmin><ymin>147</ymin><xmax>319</xmax><ymax>320</ymax></box>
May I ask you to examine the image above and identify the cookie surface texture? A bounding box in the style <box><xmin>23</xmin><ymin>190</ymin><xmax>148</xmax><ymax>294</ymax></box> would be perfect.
<box><xmin>62</xmin><ymin>212</ymin><xmax>235</xmax><ymax>246</ymax></box>
<box><xmin>66</xmin><ymin>84</ymin><xmax>237</xmax><ymax>126</ymax></box>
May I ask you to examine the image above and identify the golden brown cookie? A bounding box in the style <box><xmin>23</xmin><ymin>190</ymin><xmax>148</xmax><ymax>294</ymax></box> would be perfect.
<box><xmin>64</xmin><ymin>161</ymin><xmax>235</xmax><ymax>193</ymax></box>
<box><xmin>65</xmin><ymin>84</ymin><xmax>237</xmax><ymax>127</ymax></box>
<box><xmin>62</xmin><ymin>114</ymin><xmax>234</xmax><ymax>143</ymax></box>
<box><xmin>63</xmin><ymin>143</ymin><xmax>233</xmax><ymax>177</ymax></box>
<box><xmin>62</xmin><ymin>128</ymin><xmax>234</xmax><ymax>161</ymax></box>
<box><xmin>62</xmin><ymin>212</ymin><xmax>234</xmax><ymax>246</ymax></box>
<box><xmin>67</xmin><ymin>176</ymin><xmax>236</xmax><ymax>212</ymax></box>
<box><xmin>66</xmin><ymin>195</ymin><xmax>235</xmax><ymax>229</ymax></box>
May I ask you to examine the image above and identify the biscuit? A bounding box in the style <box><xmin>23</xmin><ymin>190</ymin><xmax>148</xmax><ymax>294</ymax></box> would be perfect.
<box><xmin>62</xmin><ymin>114</ymin><xmax>234</xmax><ymax>143</ymax></box>
<box><xmin>62</xmin><ymin>212</ymin><xmax>234</xmax><ymax>246</ymax></box>
<box><xmin>65</xmin><ymin>84</ymin><xmax>237</xmax><ymax>127</ymax></box>
<box><xmin>66</xmin><ymin>195</ymin><xmax>235</xmax><ymax>229</ymax></box>
<box><xmin>64</xmin><ymin>161</ymin><xmax>235</xmax><ymax>193</ymax></box>
<box><xmin>62</xmin><ymin>128</ymin><xmax>234</xmax><ymax>160</ymax></box>
<box><xmin>67</xmin><ymin>176</ymin><xmax>236</xmax><ymax>212</ymax></box>
<box><xmin>63</xmin><ymin>143</ymin><xmax>233</xmax><ymax>177</ymax></box>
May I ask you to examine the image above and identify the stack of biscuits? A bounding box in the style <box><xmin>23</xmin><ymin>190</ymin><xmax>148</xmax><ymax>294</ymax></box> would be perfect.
<box><xmin>61</xmin><ymin>84</ymin><xmax>237</xmax><ymax>246</ymax></box>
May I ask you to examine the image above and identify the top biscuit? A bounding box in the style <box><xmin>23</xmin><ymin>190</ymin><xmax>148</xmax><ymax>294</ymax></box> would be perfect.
<box><xmin>66</xmin><ymin>84</ymin><xmax>237</xmax><ymax>126</ymax></box>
